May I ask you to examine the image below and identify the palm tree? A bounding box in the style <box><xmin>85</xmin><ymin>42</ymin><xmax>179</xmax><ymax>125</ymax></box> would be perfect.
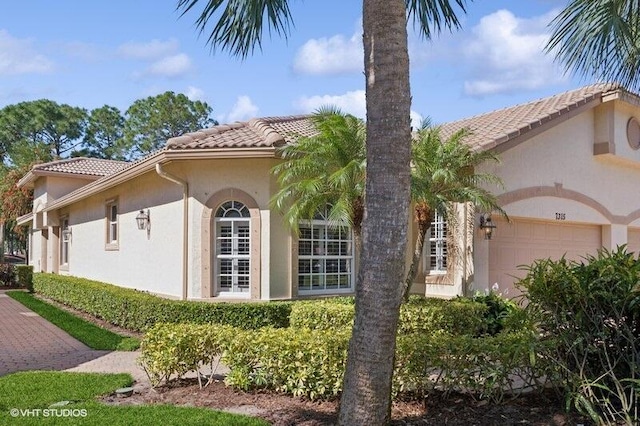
<box><xmin>547</xmin><ymin>0</ymin><xmax>640</xmax><ymax>91</ymax></box>
<box><xmin>403</xmin><ymin>120</ymin><xmax>505</xmax><ymax>299</ymax></box>
<box><xmin>176</xmin><ymin>1</ymin><xmax>470</xmax><ymax>423</ymax></box>
<box><xmin>270</xmin><ymin>107</ymin><xmax>366</xmax><ymax>251</ymax></box>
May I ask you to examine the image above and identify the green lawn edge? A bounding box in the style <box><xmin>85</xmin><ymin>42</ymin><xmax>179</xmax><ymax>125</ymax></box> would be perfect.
<box><xmin>0</xmin><ymin>371</ymin><xmax>267</xmax><ymax>426</ymax></box>
<box><xmin>6</xmin><ymin>291</ymin><xmax>140</xmax><ymax>351</ymax></box>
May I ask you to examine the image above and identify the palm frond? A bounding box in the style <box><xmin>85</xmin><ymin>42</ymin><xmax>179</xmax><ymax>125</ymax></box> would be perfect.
<box><xmin>547</xmin><ymin>0</ymin><xmax>640</xmax><ymax>91</ymax></box>
<box><xmin>177</xmin><ymin>0</ymin><xmax>294</xmax><ymax>58</ymax></box>
<box><xmin>406</xmin><ymin>0</ymin><xmax>470</xmax><ymax>40</ymax></box>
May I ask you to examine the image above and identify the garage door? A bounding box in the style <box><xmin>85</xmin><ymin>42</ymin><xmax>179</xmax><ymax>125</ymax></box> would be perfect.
<box><xmin>488</xmin><ymin>218</ymin><xmax>601</xmax><ymax>297</ymax></box>
<box><xmin>628</xmin><ymin>228</ymin><xmax>640</xmax><ymax>254</ymax></box>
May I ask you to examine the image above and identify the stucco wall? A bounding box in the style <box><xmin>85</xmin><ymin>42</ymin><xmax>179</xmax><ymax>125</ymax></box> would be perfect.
<box><xmin>472</xmin><ymin>102</ymin><xmax>640</xmax><ymax>292</ymax></box>
<box><xmin>61</xmin><ymin>169</ymin><xmax>184</xmax><ymax>297</ymax></box>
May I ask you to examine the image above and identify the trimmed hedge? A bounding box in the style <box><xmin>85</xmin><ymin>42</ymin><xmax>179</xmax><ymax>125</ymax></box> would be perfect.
<box><xmin>33</xmin><ymin>273</ymin><xmax>291</xmax><ymax>332</ymax></box>
<box><xmin>140</xmin><ymin>322</ymin><xmax>545</xmax><ymax>401</ymax></box>
<box><xmin>290</xmin><ymin>296</ymin><xmax>489</xmax><ymax>335</ymax></box>
<box><xmin>15</xmin><ymin>265</ymin><xmax>33</xmax><ymax>292</ymax></box>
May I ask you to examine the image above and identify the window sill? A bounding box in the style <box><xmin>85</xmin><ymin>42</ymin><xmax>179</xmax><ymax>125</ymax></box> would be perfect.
<box><xmin>105</xmin><ymin>243</ymin><xmax>119</xmax><ymax>251</ymax></box>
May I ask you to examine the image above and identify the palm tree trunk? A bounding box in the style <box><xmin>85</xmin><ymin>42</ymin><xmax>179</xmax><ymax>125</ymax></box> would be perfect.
<box><xmin>338</xmin><ymin>0</ymin><xmax>411</xmax><ymax>424</ymax></box>
<box><xmin>403</xmin><ymin>220</ymin><xmax>429</xmax><ymax>301</ymax></box>
<box><xmin>403</xmin><ymin>203</ymin><xmax>432</xmax><ymax>300</ymax></box>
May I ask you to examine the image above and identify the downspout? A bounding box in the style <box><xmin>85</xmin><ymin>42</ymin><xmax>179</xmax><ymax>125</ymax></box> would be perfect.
<box><xmin>155</xmin><ymin>163</ymin><xmax>189</xmax><ymax>301</ymax></box>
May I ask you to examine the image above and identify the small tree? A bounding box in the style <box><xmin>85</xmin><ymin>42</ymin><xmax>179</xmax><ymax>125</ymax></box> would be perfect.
<box><xmin>271</xmin><ymin>107</ymin><xmax>366</xmax><ymax>250</ymax></box>
<box><xmin>404</xmin><ymin>121</ymin><xmax>504</xmax><ymax>299</ymax></box>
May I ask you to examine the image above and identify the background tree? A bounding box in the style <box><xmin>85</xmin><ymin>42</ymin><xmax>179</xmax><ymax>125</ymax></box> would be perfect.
<box><xmin>0</xmin><ymin>164</ymin><xmax>34</xmax><ymax>254</ymax></box>
<box><xmin>404</xmin><ymin>120</ymin><xmax>504</xmax><ymax>299</ymax></box>
<box><xmin>271</xmin><ymin>107</ymin><xmax>366</xmax><ymax>250</ymax></box>
<box><xmin>0</xmin><ymin>100</ymin><xmax>87</xmax><ymax>166</ymax></box>
<box><xmin>547</xmin><ymin>0</ymin><xmax>640</xmax><ymax>91</ymax></box>
<box><xmin>123</xmin><ymin>91</ymin><xmax>216</xmax><ymax>158</ymax></box>
<box><xmin>81</xmin><ymin>105</ymin><xmax>127</xmax><ymax>160</ymax></box>
<box><xmin>176</xmin><ymin>0</ymin><xmax>470</xmax><ymax>423</ymax></box>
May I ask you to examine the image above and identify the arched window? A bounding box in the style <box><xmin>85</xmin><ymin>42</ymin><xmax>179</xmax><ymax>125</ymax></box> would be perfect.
<box><xmin>298</xmin><ymin>207</ymin><xmax>354</xmax><ymax>294</ymax></box>
<box><xmin>215</xmin><ymin>201</ymin><xmax>251</xmax><ymax>296</ymax></box>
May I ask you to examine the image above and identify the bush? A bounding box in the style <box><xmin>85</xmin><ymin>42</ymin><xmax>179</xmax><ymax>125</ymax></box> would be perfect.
<box><xmin>15</xmin><ymin>265</ymin><xmax>33</xmax><ymax>292</ymax></box>
<box><xmin>517</xmin><ymin>247</ymin><xmax>640</xmax><ymax>425</ymax></box>
<box><xmin>139</xmin><ymin>323</ymin><xmax>236</xmax><ymax>387</ymax></box>
<box><xmin>464</xmin><ymin>290</ymin><xmax>520</xmax><ymax>336</ymax></box>
<box><xmin>33</xmin><ymin>273</ymin><xmax>291</xmax><ymax>332</ymax></box>
<box><xmin>0</xmin><ymin>263</ymin><xmax>16</xmax><ymax>287</ymax></box>
<box><xmin>141</xmin><ymin>321</ymin><xmax>547</xmax><ymax>401</ymax></box>
<box><xmin>290</xmin><ymin>295</ymin><xmax>489</xmax><ymax>336</ymax></box>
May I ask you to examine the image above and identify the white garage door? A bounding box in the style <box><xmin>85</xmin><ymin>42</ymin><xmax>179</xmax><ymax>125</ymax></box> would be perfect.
<box><xmin>628</xmin><ymin>228</ymin><xmax>640</xmax><ymax>255</ymax></box>
<box><xmin>488</xmin><ymin>218</ymin><xmax>601</xmax><ymax>297</ymax></box>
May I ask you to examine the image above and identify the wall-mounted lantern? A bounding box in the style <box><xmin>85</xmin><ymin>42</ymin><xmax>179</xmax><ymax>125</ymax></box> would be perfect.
<box><xmin>136</xmin><ymin>209</ymin><xmax>150</xmax><ymax>237</ymax></box>
<box><xmin>479</xmin><ymin>213</ymin><xmax>496</xmax><ymax>240</ymax></box>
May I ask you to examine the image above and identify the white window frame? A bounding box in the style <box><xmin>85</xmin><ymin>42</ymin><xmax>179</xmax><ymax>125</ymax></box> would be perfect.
<box><xmin>298</xmin><ymin>209</ymin><xmax>354</xmax><ymax>295</ymax></box>
<box><xmin>215</xmin><ymin>201</ymin><xmax>251</xmax><ymax>298</ymax></box>
<box><xmin>424</xmin><ymin>210</ymin><xmax>448</xmax><ymax>275</ymax></box>
<box><xmin>60</xmin><ymin>217</ymin><xmax>70</xmax><ymax>268</ymax></box>
<box><xmin>105</xmin><ymin>200</ymin><xmax>119</xmax><ymax>250</ymax></box>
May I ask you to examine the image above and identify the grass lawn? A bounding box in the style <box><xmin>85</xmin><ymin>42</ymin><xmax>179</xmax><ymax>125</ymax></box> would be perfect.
<box><xmin>0</xmin><ymin>371</ymin><xmax>268</xmax><ymax>425</ymax></box>
<box><xmin>6</xmin><ymin>291</ymin><xmax>139</xmax><ymax>351</ymax></box>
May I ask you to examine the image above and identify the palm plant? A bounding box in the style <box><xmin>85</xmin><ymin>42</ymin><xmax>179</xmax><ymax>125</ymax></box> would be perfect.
<box><xmin>547</xmin><ymin>0</ymin><xmax>640</xmax><ymax>91</ymax></box>
<box><xmin>404</xmin><ymin>119</ymin><xmax>505</xmax><ymax>299</ymax></box>
<box><xmin>270</xmin><ymin>107</ymin><xmax>366</xmax><ymax>250</ymax></box>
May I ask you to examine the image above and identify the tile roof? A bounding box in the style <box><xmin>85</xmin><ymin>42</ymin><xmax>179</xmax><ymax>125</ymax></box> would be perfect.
<box><xmin>31</xmin><ymin>157</ymin><xmax>128</xmax><ymax>177</ymax></box>
<box><xmin>165</xmin><ymin>115</ymin><xmax>316</xmax><ymax>150</ymax></box>
<box><xmin>440</xmin><ymin>83</ymin><xmax>621</xmax><ymax>151</ymax></box>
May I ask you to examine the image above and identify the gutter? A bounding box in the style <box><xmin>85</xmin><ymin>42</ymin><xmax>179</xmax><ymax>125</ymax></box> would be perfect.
<box><xmin>155</xmin><ymin>163</ymin><xmax>189</xmax><ymax>301</ymax></box>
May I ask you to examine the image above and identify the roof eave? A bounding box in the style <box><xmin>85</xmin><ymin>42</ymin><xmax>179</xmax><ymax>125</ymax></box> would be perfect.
<box><xmin>43</xmin><ymin>147</ymin><xmax>278</xmax><ymax>213</ymax></box>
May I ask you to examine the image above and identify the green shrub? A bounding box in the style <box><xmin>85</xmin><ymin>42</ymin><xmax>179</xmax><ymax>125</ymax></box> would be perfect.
<box><xmin>463</xmin><ymin>290</ymin><xmax>520</xmax><ymax>336</ymax></box>
<box><xmin>291</xmin><ymin>295</ymin><xmax>489</xmax><ymax>336</ymax></box>
<box><xmin>141</xmin><ymin>321</ymin><xmax>547</xmax><ymax>401</ymax></box>
<box><xmin>394</xmin><ymin>329</ymin><xmax>547</xmax><ymax>402</ymax></box>
<box><xmin>33</xmin><ymin>273</ymin><xmax>291</xmax><ymax>332</ymax></box>
<box><xmin>223</xmin><ymin>327</ymin><xmax>350</xmax><ymax>400</ymax></box>
<box><xmin>139</xmin><ymin>322</ymin><xmax>236</xmax><ymax>387</ymax></box>
<box><xmin>15</xmin><ymin>265</ymin><xmax>33</xmax><ymax>292</ymax></box>
<box><xmin>517</xmin><ymin>247</ymin><xmax>640</xmax><ymax>425</ymax></box>
<box><xmin>0</xmin><ymin>263</ymin><xmax>16</xmax><ymax>287</ymax></box>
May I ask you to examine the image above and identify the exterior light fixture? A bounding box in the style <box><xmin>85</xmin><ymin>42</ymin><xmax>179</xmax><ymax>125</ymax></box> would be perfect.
<box><xmin>136</xmin><ymin>209</ymin><xmax>150</xmax><ymax>234</ymax></box>
<box><xmin>479</xmin><ymin>213</ymin><xmax>496</xmax><ymax>240</ymax></box>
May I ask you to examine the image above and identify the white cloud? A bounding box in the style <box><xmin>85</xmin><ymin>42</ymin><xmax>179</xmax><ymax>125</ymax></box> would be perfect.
<box><xmin>295</xmin><ymin>90</ymin><xmax>423</xmax><ymax>128</ymax></box>
<box><xmin>117</xmin><ymin>38</ymin><xmax>179</xmax><ymax>60</ymax></box>
<box><xmin>218</xmin><ymin>95</ymin><xmax>259</xmax><ymax>123</ymax></box>
<box><xmin>0</xmin><ymin>30</ymin><xmax>53</xmax><ymax>75</ymax></box>
<box><xmin>295</xmin><ymin>90</ymin><xmax>366</xmax><ymax>117</ymax></box>
<box><xmin>461</xmin><ymin>9</ymin><xmax>566</xmax><ymax>96</ymax></box>
<box><xmin>293</xmin><ymin>23</ymin><xmax>363</xmax><ymax>75</ymax></box>
<box><xmin>185</xmin><ymin>86</ymin><xmax>204</xmax><ymax>101</ymax></box>
<box><xmin>146</xmin><ymin>53</ymin><xmax>192</xmax><ymax>78</ymax></box>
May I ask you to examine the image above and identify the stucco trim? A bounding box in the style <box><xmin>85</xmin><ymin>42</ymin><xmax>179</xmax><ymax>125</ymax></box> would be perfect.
<box><xmin>497</xmin><ymin>185</ymin><xmax>626</xmax><ymax>224</ymax></box>
<box><xmin>201</xmin><ymin>188</ymin><xmax>261</xmax><ymax>299</ymax></box>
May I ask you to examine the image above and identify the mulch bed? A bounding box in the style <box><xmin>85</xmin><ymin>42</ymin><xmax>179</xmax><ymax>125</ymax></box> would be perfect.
<box><xmin>102</xmin><ymin>377</ymin><xmax>591</xmax><ymax>425</ymax></box>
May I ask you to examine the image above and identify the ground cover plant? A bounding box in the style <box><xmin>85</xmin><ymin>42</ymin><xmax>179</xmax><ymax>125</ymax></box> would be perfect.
<box><xmin>0</xmin><ymin>371</ymin><xmax>267</xmax><ymax>426</ymax></box>
<box><xmin>7</xmin><ymin>291</ymin><xmax>139</xmax><ymax>351</ymax></box>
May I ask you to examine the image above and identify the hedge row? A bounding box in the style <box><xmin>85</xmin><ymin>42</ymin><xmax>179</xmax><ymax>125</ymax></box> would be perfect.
<box><xmin>140</xmin><ymin>322</ymin><xmax>546</xmax><ymax>401</ymax></box>
<box><xmin>33</xmin><ymin>273</ymin><xmax>291</xmax><ymax>331</ymax></box>
<box><xmin>290</xmin><ymin>296</ymin><xmax>489</xmax><ymax>336</ymax></box>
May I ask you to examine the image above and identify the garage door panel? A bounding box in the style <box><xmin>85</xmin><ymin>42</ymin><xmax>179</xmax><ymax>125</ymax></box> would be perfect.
<box><xmin>489</xmin><ymin>218</ymin><xmax>601</xmax><ymax>298</ymax></box>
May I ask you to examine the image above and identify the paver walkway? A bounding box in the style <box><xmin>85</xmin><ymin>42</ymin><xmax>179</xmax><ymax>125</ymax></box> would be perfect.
<box><xmin>0</xmin><ymin>290</ymin><xmax>150</xmax><ymax>388</ymax></box>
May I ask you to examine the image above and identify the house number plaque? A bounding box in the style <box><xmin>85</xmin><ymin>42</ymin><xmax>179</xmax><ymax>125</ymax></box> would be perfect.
<box><xmin>555</xmin><ymin>213</ymin><xmax>566</xmax><ymax>221</ymax></box>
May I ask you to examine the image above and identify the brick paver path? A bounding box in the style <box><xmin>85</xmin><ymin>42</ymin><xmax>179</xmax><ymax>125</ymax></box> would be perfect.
<box><xmin>0</xmin><ymin>291</ymin><xmax>109</xmax><ymax>376</ymax></box>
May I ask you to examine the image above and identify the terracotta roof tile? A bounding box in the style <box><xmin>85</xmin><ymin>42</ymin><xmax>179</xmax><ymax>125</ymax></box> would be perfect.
<box><xmin>32</xmin><ymin>157</ymin><xmax>128</xmax><ymax>177</ymax></box>
<box><xmin>166</xmin><ymin>115</ymin><xmax>316</xmax><ymax>149</ymax></box>
<box><xmin>440</xmin><ymin>83</ymin><xmax>621</xmax><ymax>151</ymax></box>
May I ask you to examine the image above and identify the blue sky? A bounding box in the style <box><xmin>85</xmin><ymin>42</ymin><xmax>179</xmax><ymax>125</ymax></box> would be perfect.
<box><xmin>0</xmin><ymin>1</ymin><xmax>593</xmax><ymax>127</ymax></box>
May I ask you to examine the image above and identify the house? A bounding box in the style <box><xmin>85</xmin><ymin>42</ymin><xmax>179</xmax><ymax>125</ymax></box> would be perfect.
<box><xmin>16</xmin><ymin>83</ymin><xmax>640</xmax><ymax>301</ymax></box>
